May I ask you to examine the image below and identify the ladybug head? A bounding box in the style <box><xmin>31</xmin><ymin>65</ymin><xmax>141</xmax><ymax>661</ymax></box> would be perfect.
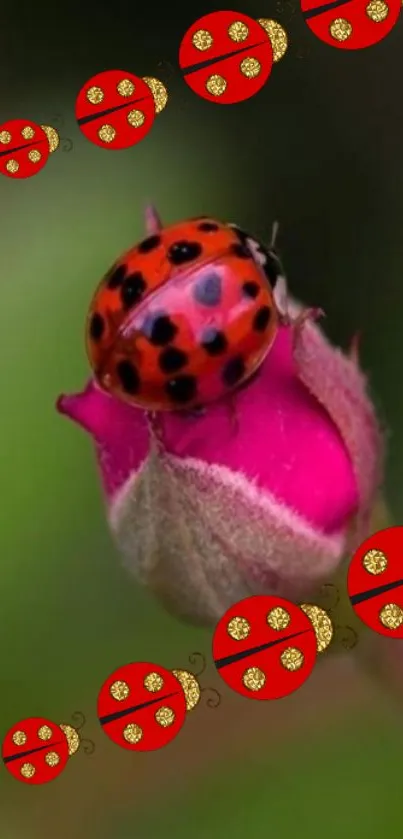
<box><xmin>228</xmin><ymin>221</ymin><xmax>286</xmax><ymax>289</ymax></box>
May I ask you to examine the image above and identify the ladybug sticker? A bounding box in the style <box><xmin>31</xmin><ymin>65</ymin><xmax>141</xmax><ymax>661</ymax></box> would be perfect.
<box><xmin>75</xmin><ymin>69</ymin><xmax>156</xmax><ymax>149</ymax></box>
<box><xmin>97</xmin><ymin>662</ymin><xmax>187</xmax><ymax>751</ymax></box>
<box><xmin>0</xmin><ymin>120</ymin><xmax>50</xmax><ymax>179</ymax></box>
<box><xmin>301</xmin><ymin>0</ymin><xmax>401</xmax><ymax>50</ymax></box>
<box><xmin>212</xmin><ymin>595</ymin><xmax>318</xmax><ymax>700</ymax></box>
<box><xmin>348</xmin><ymin>526</ymin><xmax>403</xmax><ymax>637</ymax></box>
<box><xmin>2</xmin><ymin>717</ymin><xmax>70</xmax><ymax>784</ymax></box>
<box><xmin>179</xmin><ymin>11</ymin><xmax>273</xmax><ymax>104</ymax></box>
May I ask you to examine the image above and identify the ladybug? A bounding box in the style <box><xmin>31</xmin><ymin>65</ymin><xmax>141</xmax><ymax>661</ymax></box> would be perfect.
<box><xmin>85</xmin><ymin>208</ymin><xmax>284</xmax><ymax>412</ymax></box>
<box><xmin>212</xmin><ymin>595</ymin><xmax>318</xmax><ymax>701</ymax></box>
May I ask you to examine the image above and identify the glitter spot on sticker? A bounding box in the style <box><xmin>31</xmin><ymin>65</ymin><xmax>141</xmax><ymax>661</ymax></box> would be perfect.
<box><xmin>257</xmin><ymin>18</ymin><xmax>288</xmax><ymax>61</ymax></box>
<box><xmin>227</xmin><ymin>616</ymin><xmax>251</xmax><ymax>640</ymax></box>
<box><xmin>144</xmin><ymin>672</ymin><xmax>164</xmax><ymax>692</ymax></box>
<box><xmin>20</xmin><ymin>763</ymin><xmax>35</xmax><ymax>778</ymax></box>
<box><xmin>87</xmin><ymin>86</ymin><xmax>104</xmax><ymax>104</ymax></box>
<box><xmin>240</xmin><ymin>57</ymin><xmax>261</xmax><ymax>78</ymax></box>
<box><xmin>379</xmin><ymin>603</ymin><xmax>403</xmax><ymax>629</ymax></box>
<box><xmin>0</xmin><ymin>130</ymin><xmax>11</xmax><ymax>143</ymax></box>
<box><xmin>28</xmin><ymin>150</ymin><xmax>41</xmax><ymax>163</ymax></box>
<box><xmin>242</xmin><ymin>666</ymin><xmax>266</xmax><ymax>691</ymax></box>
<box><xmin>117</xmin><ymin>78</ymin><xmax>135</xmax><ymax>97</ymax></box>
<box><xmin>192</xmin><ymin>29</ymin><xmax>213</xmax><ymax>50</ymax></box>
<box><xmin>172</xmin><ymin>669</ymin><xmax>201</xmax><ymax>711</ymax></box>
<box><xmin>143</xmin><ymin>77</ymin><xmax>168</xmax><ymax>113</ymax></box>
<box><xmin>281</xmin><ymin>647</ymin><xmax>304</xmax><ymax>671</ymax></box>
<box><xmin>300</xmin><ymin>604</ymin><xmax>333</xmax><ymax>652</ymax></box>
<box><xmin>206</xmin><ymin>74</ymin><xmax>227</xmax><ymax>96</ymax></box>
<box><xmin>329</xmin><ymin>18</ymin><xmax>353</xmax><ymax>40</ymax></box>
<box><xmin>38</xmin><ymin>725</ymin><xmax>52</xmax><ymax>741</ymax></box>
<box><xmin>98</xmin><ymin>124</ymin><xmax>116</xmax><ymax>143</ymax></box>
<box><xmin>228</xmin><ymin>21</ymin><xmax>249</xmax><ymax>41</ymax></box>
<box><xmin>155</xmin><ymin>707</ymin><xmax>175</xmax><ymax>727</ymax></box>
<box><xmin>12</xmin><ymin>730</ymin><xmax>27</xmax><ymax>746</ymax></box>
<box><xmin>21</xmin><ymin>126</ymin><xmax>35</xmax><ymax>139</ymax></box>
<box><xmin>127</xmin><ymin>110</ymin><xmax>145</xmax><ymax>127</ymax></box>
<box><xmin>6</xmin><ymin>159</ymin><xmax>18</xmax><ymax>173</ymax></box>
<box><xmin>123</xmin><ymin>723</ymin><xmax>143</xmax><ymax>744</ymax></box>
<box><xmin>366</xmin><ymin>0</ymin><xmax>389</xmax><ymax>19</ymax></box>
<box><xmin>45</xmin><ymin>751</ymin><xmax>60</xmax><ymax>767</ymax></box>
<box><xmin>60</xmin><ymin>724</ymin><xmax>80</xmax><ymax>756</ymax></box>
<box><xmin>362</xmin><ymin>548</ymin><xmax>388</xmax><ymax>575</ymax></box>
<box><xmin>267</xmin><ymin>607</ymin><xmax>290</xmax><ymax>630</ymax></box>
<box><xmin>110</xmin><ymin>680</ymin><xmax>130</xmax><ymax>701</ymax></box>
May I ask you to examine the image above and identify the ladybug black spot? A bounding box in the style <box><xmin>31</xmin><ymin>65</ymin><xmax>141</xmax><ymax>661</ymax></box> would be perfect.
<box><xmin>242</xmin><ymin>281</ymin><xmax>260</xmax><ymax>299</ymax></box>
<box><xmin>116</xmin><ymin>360</ymin><xmax>140</xmax><ymax>394</ymax></box>
<box><xmin>89</xmin><ymin>312</ymin><xmax>105</xmax><ymax>342</ymax></box>
<box><xmin>222</xmin><ymin>356</ymin><xmax>246</xmax><ymax>387</ymax></box>
<box><xmin>253</xmin><ymin>306</ymin><xmax>272</xmax><ymax>332</ymax></box>
<box><xmin>167</xmin><ymin>240</ymin><xmax>202</xmax><ymax>265</ymax></box>
<box><xmin>200</xmin><ymin>327</ymin><xmax>228</xmax><ymax>356</ymax></box>
<box><xmin>142</xmin><ymin>313</ymin><xmax>178</xmax><ymax>346</ymax></box>
<box><xmin>165</xmin><ymin>375</ymin><xmax>197</xmax><ymax>404</ymax></box>
<box><xmin>121</xmin><ymin>272</ymin><xmax>147</xmax><ymax>310</ymax></box>
<box><xmin>230</xmin><ymin>242</ymin><xmax>252</xmax><ymax>259</ymax></box>
<box><xmin>106</xmin><ymin>264</ymin><xmax>126</xmax><ymax>289</ymax></box>
<box><xmin>193</xmin><ymin>272</ymin><xmax>222</xmax><ymax>307</ymax></box>
<box><xmin>159</xmin><ymin>346</ymin><xmax>189</xmax><ymax>374</ymax></box>
<box><xmin>138</xmin><ymin>234</ymin><xmax>162</xmax><ymax>253</ymax></box>
<box><xmin>198</xmin><ymin>221</ymin><xmax>219</xmax><ymax>232</ymax></box>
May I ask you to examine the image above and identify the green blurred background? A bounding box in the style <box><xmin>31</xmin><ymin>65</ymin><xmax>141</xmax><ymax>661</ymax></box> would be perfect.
<box><xmin>1</xmin><ymin>1</ymin><xmax>403</xmax><ymax>836</ymax></box>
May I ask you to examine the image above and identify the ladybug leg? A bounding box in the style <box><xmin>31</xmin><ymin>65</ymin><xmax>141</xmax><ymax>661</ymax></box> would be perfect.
<box><xmin>291</xmin><ymin>306</ymin><xmax>325</xmax><ymax>345</ymax></box>
<box><xmin>273</xmin><ymin>275</ymin><xmax>290</xmax><ymax>324</ymax></box>
<box><xmin>349</xmin><ymin>331</ymin><xmax>361</xmax><ymax>364</ymax></box>
<box><xmin>188</xmin><ymin>406</ymin><xmax>207</xmax><ymax>418</ymax></box>
<box><xmin>227</xmin><ymin>394</ymin><xmax>240</xmax><ymax>434</ymax></box>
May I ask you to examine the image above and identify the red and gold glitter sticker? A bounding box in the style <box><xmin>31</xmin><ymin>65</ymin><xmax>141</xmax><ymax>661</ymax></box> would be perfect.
<box><xmin>97</xmin><ymin>662</ymin><xmax>187</xmax><ymax>750</ymax></box>
<box><xmin>75</xmin><ymin>70</ymin><xmax>157</xmax><ymax>149</ymax></box>
<box><xmin>179</xmin><ymin>11</ymin><xmax>274</xmax><ymax>104</ymax></box>
<box><xmin>301</xmin><ymin>0</ymin><xmax>401</xmax><ymax>49</ymax></box>
<box><xmin>348</xmin><ymin>526</ymin><xmax>403</xmax><ymax>637</ymax></box>
<box><xmin>0</xmin><ymin>119</ymin><xmax>50</xmax><ymax>179</ymax></box>
<box><xmin>213</xmin><ymin>595</ymin><xmax>318</xmax><ymax>700</ymax></box>
<box><xmin>2</xmin><ymin>717</ymin><xmax>70</xmax><ymax>784</ymax></box>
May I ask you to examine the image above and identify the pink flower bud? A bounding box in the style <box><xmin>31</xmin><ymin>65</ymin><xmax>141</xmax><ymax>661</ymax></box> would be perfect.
<box><xmin>57</xmin><ymin>304</ymin><xmax>383</xmax><ymax>626</ymax></box>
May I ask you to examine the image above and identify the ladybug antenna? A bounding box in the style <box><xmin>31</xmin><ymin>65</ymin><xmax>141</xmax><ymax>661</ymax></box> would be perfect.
<box><xmin>270</xmin><ymin>220</ymin><xmax>280</xmax><ymax>250</ymax></box>
<box><xmin>70</xmin><ymin>711</ymin><xmax>86</xmax><ymax>732</ymax></box>
<box><xmin>188</xmin><ymin>651</ymin><xmax>207</xmax><ymax>677</ymax></box>
<box><xmin>68</xmin><ymin>711</ymin><xmax>96</xmax><ymax>755</ymax></box>
<box><xmin>81</xmin><ymin>737</ymin><xmax>96</xmax><ymax>756</ymax></box>
<box><xmin>61</xmin><ymin>136</ymin><xmax>73</xmax><ymax>152</ymax></box>
<box><xmin>317</xmin><ymin>583</ymin><xmax>340</xmax><ymax>613</ymax></box>
<box><xmin>144</xmin><ymin>205</ymin><xmax>163</xmax><ymax>236</ymax></box>
<box><xmin>333</xmin><ymin>624</ymin><xmax>359</xmax><ymax>652</ymax></box>
<box><xmin>200</xmin><ymin>686</ymin><xmax>222</xmax><ymax>709</ymax></box>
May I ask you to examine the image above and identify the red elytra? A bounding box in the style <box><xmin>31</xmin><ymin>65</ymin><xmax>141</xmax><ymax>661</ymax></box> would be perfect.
<box><xmin>301</xmin><ymin>0</ymin><xmax>401</xmax><ymax>50</ymax></box>
<box><xmin>97</xmin><ymin>662</ymin><xmax>187</xmax><ymax>751</ymax></box>
<box><xmin>212</xmin><ymin>595</ymin><xmax>317</xmax><ymax>700</ymax></box>
<box><xmin>179</xmin><ymin>11</ymin><xmax>273</xmax><ymax>105</ymax></box>
<box><xmin>75</xmin><ymin>69</ymin><xmax>156</xmax><ymax>150</ymax></box>
<box><xmin>2</xmin><ymin>716</ymin><xmax>70</xmax><ymax>785</ymax></box>
<box><xmin>348</xmin><ymin>526</ymin><xmax>403</xmax><ymax>638</ymax></box>
<box><xmin>0</xmin><ymin>119</ymin><xmax>50</xmax><ymax>179</ymax></box>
